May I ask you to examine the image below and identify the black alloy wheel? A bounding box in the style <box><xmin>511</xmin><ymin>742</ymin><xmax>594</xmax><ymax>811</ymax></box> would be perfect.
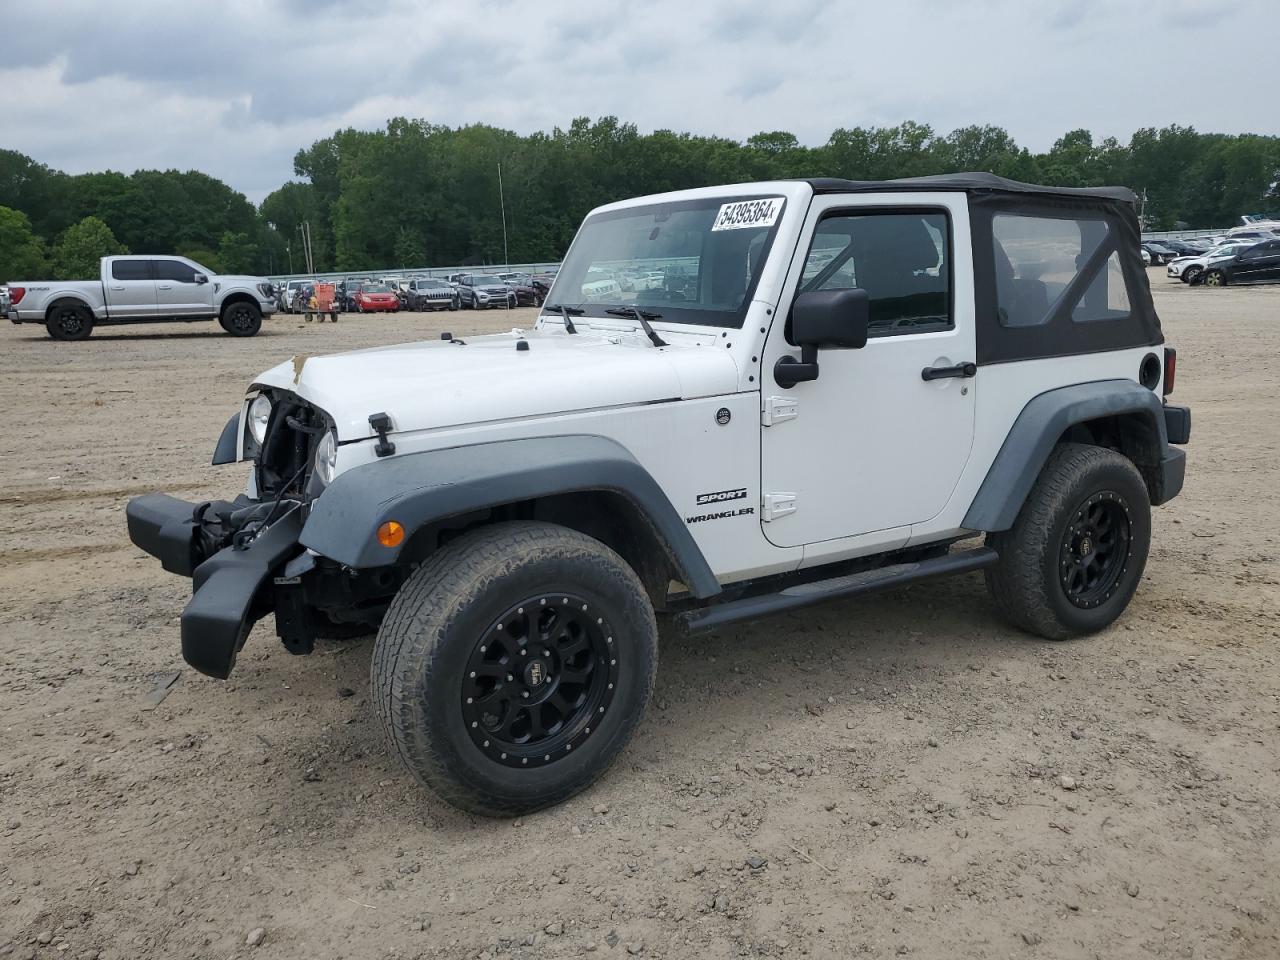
<box><xmin>1058</xmin><ymin>493</ymin><xmax>1132</xmax><ymax>609</ymax></box>
<box><xmin>220</xmin><ymin>301</ymin><xmax>262</xmax><ymax>336</ymax></box>
<box><xmin>461</xmin><ymin>595</ymin><xmax>618</xmax><ymax>768</ymax></box>
<box><xmin>45</xmin><ymin>303</ymin><xmax>94</xmax><ymax>340</ymax></box>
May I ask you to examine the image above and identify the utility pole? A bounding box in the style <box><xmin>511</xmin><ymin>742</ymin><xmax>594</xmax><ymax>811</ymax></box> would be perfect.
<box><xmin>298</xmin><ymin>222</ymin><xmax>315</xmax><ymax>274</ymax></box>
<box><xmin>497</xmin><ymin>161</ymin><xmax>510</xmax><ymax>270</ymax></box>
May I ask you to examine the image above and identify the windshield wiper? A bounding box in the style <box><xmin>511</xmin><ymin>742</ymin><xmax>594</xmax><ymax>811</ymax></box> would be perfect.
<box><xmin>544</xmin><ymin>303</ymin><xmax>583</xmax><ymax>334</ymax></box>
<box><xmin>605</xmin><ymin>307</ymin><xmax>668</xmax><ymax>347</ymax></box>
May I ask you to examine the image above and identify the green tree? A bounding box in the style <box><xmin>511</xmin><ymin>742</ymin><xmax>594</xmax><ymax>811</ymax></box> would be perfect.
<box><xmin>217</xmin><ymin>231</ymin><xmax>258</xmax><ymax>274</ymax></box>
<box><xmin>0</xmin><ymin>205</ymin><xmax>48</xmax><ymax>279</ymax></box>
<box><xmin>51</xmin><ymin>216</ymin><xmax>127</xmax><ymax>280</ymax></box>
<box><xmin>179</xmin><ymin>247</ymin><xmax>224</xmax><ymax>274</ymax></box>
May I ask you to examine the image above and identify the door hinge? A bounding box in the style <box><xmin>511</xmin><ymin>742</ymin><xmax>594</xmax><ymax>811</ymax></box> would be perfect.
<box><xmin>762</xmin><ymin>395</ymin><xmax>798</xmax><ymax>426</ymax></box>
<box><xmin>762</xmin><ymin>492</ymin><xmax>797</xmax><ymax>522</ymax></box>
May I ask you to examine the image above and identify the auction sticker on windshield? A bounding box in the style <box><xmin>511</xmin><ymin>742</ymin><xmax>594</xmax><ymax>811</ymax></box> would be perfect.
<box><xmin>711</xmin><ymin>198</ymin><xmax>784</xmax><ymax>231</ymax></box>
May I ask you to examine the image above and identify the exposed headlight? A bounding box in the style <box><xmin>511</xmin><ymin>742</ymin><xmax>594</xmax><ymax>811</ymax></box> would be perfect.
<box><xmin>257</xmin><ymin>282</ymin><xmax>275</xmax><ymax>298</ymax></box>
<box><xmin>314</xmin><ymin>430</ymin><xmax>338</xmax><ymax>485</ymax></box>
<box><xmin>477</xmin><ymin>292</ymin><xmax>489</xmax><ymax>301</ymax></box>
<box><xmin>248</xmin><ymin>394</ymin><xmax>272</xmax><ymax>445</ymax></box>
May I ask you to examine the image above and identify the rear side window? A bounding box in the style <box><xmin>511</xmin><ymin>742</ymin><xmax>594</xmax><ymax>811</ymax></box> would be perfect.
<box><xmin>111</xmin><ymin>260</ymin><xmax>152</xmax><ymax>281</ymax></box>
<box><xmin>798</xmin><ymin>210</ymin><xmax>952</xmax><ymax>338</ymax></box>
<box><xmin>992</xmin><ymin>214</ymin><xmax>1130</xmax><ymax>326</ymax></box>
<box><xmin>153</xmin><ymin>259</ymin><xmax>199</xmax><ymax>283</ymax></box>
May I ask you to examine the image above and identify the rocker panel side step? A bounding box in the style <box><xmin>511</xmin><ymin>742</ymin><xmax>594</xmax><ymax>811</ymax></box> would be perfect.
<box><xmin>677</xmin><ymin>547</ymin><xmax>998</xmax><ymax>635</ymax></box>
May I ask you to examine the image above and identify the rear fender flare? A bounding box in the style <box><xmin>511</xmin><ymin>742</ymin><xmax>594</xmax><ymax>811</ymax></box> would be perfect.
<box><xmin>963</xmin><ymin>379</ymin><xmax>1168</xmax><ymax>532</ymax></box>
<box><xmin>299</xmin><ymin>434</ymin><xmax>722</xmax><ymax>599</ymax></box>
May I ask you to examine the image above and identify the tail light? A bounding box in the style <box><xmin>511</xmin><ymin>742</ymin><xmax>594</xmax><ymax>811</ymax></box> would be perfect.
<box><xmin>9</xmin><ymin>286</ymin><xmax>25</xmax><ymax>305</ymax></box>
<box><xmin>1163</xmin><ymin>346</ymin><xmax>1177</xmax><ymax>396</ymax></box>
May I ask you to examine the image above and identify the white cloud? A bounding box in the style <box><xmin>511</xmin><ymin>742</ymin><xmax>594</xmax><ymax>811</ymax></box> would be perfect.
<box><xmin>1</xmin><ymin>0</ymin><xmax>1275</xmax><ymax>203</ymax></box>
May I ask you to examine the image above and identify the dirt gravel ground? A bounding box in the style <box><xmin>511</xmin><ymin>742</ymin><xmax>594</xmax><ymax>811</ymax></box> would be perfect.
<box><xmin>1</xmin><ymin>277</ymin><xmax>1277</xmax><ymax>960</ymax></box>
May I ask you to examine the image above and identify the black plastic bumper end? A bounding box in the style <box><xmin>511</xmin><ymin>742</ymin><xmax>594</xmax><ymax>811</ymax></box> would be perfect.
<box><xmin>180</xmin><ymin>507</ymin><xmax>305</xmax><ymax>679</ymax></box>
<box><xmin>126</xmin><ymin>493</ymin><xmax>202</xmax><ymax>576</ymax></box>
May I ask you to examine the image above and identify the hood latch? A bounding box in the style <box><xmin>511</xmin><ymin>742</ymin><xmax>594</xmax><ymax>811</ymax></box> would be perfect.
<box><xmin>368</xmin><ymin>412</ymin><xmax>396</xmax><ymax>458</ymax></box>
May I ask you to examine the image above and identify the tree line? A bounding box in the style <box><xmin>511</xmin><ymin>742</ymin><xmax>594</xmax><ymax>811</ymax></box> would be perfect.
<box><xmin>2</xmin><ymin>119</ymin><xmax>1277</xmax><ymax>280</ymax></box>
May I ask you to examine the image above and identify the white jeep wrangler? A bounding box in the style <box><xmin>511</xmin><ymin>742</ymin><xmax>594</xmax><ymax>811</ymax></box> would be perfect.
<box><xmin>127</xmin><ymin>173</ymin><xmax>1190</xmax><ymax>815</ymax></box>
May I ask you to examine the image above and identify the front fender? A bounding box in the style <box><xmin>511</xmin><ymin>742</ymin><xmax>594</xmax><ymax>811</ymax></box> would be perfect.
<box><xmin>299</xmin><ymin>434</ymin><xmax>721</xmax><ymax>598</ymax></box>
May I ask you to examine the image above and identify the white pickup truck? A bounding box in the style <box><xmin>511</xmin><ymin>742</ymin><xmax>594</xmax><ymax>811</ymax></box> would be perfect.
<box><xmin>5</xmin><ymin>255</ymin><xmax>276</xmax><ymax>340</ymax></box>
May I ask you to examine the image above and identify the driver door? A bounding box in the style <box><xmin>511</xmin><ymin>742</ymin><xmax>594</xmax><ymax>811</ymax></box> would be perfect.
<box><xmin>759</xmin><ymin>194</ymin><xmax>977</xmax><ymax>551</ymax></box>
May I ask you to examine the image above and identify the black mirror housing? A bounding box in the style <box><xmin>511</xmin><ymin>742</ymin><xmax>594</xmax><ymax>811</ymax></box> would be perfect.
<box><xmin>775</xmin><ymin>288</ymin><xmax>870</xmax><ymax>388</ymax></box>
<box><xmin>792</xmin><ymin>288</ymin><xmax>869</xmax><ymax>349</ymax></box>
<box><xmin>193</xmin><ymin>273</ymin><xmax>209</xmax><ymax>284</ymax></box>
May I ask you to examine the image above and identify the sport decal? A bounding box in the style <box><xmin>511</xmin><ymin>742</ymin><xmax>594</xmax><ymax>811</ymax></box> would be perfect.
<box><xmin>696</xmin><ymin>487</ymin><xmax>747</xmax><ymax>507</ymax></box>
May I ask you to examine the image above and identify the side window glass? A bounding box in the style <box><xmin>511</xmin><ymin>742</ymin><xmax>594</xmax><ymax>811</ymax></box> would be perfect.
<box><xmin>992</xmin><ymin>214</ymin><xmax>1125</xmax><ymax>326</ymax></box>
<box><xmin>799</xmin><ymin>211</ymin><xmax>951</xmax><ymax>337</ymax></box>
<box><xmin>154</xmin><ymin>259</ymin><xmax>198</xmax><ymax>283</ymax></box>
<box><xmin>110</xmin><ymin>260</ymin><xmax>152</xmax><ymax>281</ymax></box>
<box><xmin>1073</xmin><ymin>251</ymin><xmax>1130</xmax><ymax>323</ymax></box>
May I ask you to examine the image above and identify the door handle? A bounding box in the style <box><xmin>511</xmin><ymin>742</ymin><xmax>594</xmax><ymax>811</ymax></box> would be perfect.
<box><xmin>921</xmin><ymin>362</ymin><xmax>977</xmax><ymax>381</ymax></box>
<box><xmin>157</xmin><ymin>284</ymin><xmax>173</xmax><ymax>290</ymax></box>
<box><xmin>110</xmin><ymin>285</ymin><xmax>125</xmax><ymax>291</ymax></box>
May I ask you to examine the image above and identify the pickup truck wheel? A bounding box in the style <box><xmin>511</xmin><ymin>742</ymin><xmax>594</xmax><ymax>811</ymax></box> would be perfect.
<box><xmin>220</xmin><ymin>301</ymin><xmax>262</xmax><ymax>336</ymax></box>
<box><xmin>372</xmin><ymin>521</ymin><xmax>658</xmax><ymax>816</ymax></box>
<box><xmin>985</xmin><ymin>443</ymin><xmax>1150</xmax><ymax>640</ymax></box>
<box><xmin>46</xmin><ymin>303</ymin><xmax>94</xmax><ymax>341</ymax></box>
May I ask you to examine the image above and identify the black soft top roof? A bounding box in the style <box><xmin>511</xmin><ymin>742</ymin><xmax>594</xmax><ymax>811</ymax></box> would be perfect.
<box><xmin>805</xmin><ymin>172</ymin><xmax>1137</xmax><ymax>205</ymax></box>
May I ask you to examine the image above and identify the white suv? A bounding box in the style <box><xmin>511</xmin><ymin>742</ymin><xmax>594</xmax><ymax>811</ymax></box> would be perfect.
<box><xmin>127</xmin><ymin>173</ymin><xmax>1190</xmax><ymax>815</ymax></box>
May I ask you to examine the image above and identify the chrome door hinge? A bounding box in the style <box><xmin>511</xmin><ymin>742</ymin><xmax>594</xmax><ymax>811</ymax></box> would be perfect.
<box><xmin>762</xmin><ymin>492</ymin><xmax>797</xmax><ymax>521</ymax></box>
<box><xmin>762</xmin><ymin>395</ymin><xmax>798</xmax><ymax>426</ymax></box>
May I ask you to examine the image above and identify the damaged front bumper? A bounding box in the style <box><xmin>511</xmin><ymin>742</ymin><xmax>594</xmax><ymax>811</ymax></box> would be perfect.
<box><xmin>126</xmin><ymin>493</ymin><xmax>304</xmax><ymax>679</ymax></box>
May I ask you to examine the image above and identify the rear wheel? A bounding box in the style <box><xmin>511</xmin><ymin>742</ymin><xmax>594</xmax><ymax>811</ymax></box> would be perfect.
<box><xmin>219</xmin><ymin>301</ymin><xmax>262</xmax><ymax>336</ymax></box>
<box><xmin>372</xmin><ymin>521</ymin><xmax>657</xmax><ymax>816</ymax></box>
<box><xmin>985</xmin><ymin>443</ymin><xmax>1150</xmax><ymax>640</ymax></box>
<box><xmin>45</xmin><ymin>302</ymin><xmax>94</xmax><ymax>341</ymax></box>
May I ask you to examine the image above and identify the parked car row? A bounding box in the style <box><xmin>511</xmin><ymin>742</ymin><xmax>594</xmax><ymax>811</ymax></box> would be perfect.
<box><xmin>275</xmin><ymin>270</ymin><xmax>558</xmax><ymax>314</ymax></box>
<box><xmin>1168</xmin><ymin>237</ymin><xmax>1280</xmax><ymax>287</ymax></box>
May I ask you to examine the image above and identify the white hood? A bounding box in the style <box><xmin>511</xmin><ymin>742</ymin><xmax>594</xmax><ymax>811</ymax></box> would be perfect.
<box><xmin>253</xmin><ymin>326</ymin><xmax>740</xmax><ymax>441</ymax></box>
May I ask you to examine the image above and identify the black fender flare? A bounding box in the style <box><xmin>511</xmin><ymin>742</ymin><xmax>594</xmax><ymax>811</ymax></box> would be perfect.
<box><xmin>963</xmin><ymin>379</ymin><xmax>1169</xmax><ymax>532</ymax></box>
<box><xmin>299</xmin><ymin>434</ymin><xmax>722</xmax><ymax>598</ymax></box>
<box><xmin>211</xmin><ymin>412</ymin><xmax>239</xmax><ymax>465</ymax></box>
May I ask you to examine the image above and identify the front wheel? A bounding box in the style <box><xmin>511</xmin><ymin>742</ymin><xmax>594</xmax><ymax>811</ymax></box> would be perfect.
<box><xmin>219</xmin><ymin>301</ymin><xmax>262</xmax><ymax>336</ymax></box>
<box><xmin>985</xmin><ymin>443</ymin><xmax>1151</xmax><ymax>640</ymax></box>
<box><xmin>1203</xmin><ymin>270</ymin><xmax>1227</xmax><ymax>287</ymax></box>
<box><xmin>372</xmin><ymin>521</ymin><xmax>658</xmax><ymax>816</ymax></box>
<box><xmin>449</xmin><ymin>297</ymin><xmax>460</xmax><ymax>311</ymax></box>
<box><xmin>1181</xmin><ymin>265</ymin><xmax>1203</xmax><ymax>284</ymax></box>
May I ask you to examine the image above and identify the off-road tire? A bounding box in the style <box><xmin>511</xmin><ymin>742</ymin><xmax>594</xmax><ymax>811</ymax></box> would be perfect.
<box><xmin>372</xmin><ymin>521</ymin><xmax>658</xmax><ymax>816</ymax></box>
<box><xmin>985</xmin><ymin>443</ymin><xmax>1151</xmax><ymax>640</ymax></box>
<box><xmin>45</xmin><ymin>302</ymin><xmax>94</xmax><ymax>341</ymax></box>
<box><xmin>219</xmin><ymin>301</ymin><xmax>262</xmax><ymax>336</ymax></box>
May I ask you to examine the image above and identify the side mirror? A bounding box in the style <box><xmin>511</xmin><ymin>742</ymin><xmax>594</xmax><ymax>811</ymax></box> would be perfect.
<box><xmin>775</xmin><ymin>288</ymin><xmax>869</xmax><ymax>388</ymax></box>
<box><xmin>193</xmin><ymin>273</ymin><xmax>209</xmax><ymax>284</ymax></box>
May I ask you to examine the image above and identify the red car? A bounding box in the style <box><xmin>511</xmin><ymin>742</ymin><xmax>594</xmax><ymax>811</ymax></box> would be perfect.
<box><xmin>351</xmin><ymin>281</ymin><xmax>400</xmax><ymax>313</ymax></box>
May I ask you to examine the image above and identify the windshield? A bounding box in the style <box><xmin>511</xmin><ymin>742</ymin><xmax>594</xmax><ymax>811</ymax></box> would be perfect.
<box><xmin>548</xmin><ymin>195</ymin><xmax>786</xmax><ymax>328</ymax></box>
<box><xmin>471</xmin><ymin>275</ymin><xmax>506</xmax><ymax>284</ymax></box>
<box><xmin>363</xmin><ymin>282</ymin><xmax>390</xmax><ymax>293</ymax></box>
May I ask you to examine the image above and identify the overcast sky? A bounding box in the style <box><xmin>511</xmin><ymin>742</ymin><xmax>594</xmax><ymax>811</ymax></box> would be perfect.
<box><xmin>2</xmin><ymin>0</ymin><xmax>1275</xmax><ymax>204</ymax></box>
